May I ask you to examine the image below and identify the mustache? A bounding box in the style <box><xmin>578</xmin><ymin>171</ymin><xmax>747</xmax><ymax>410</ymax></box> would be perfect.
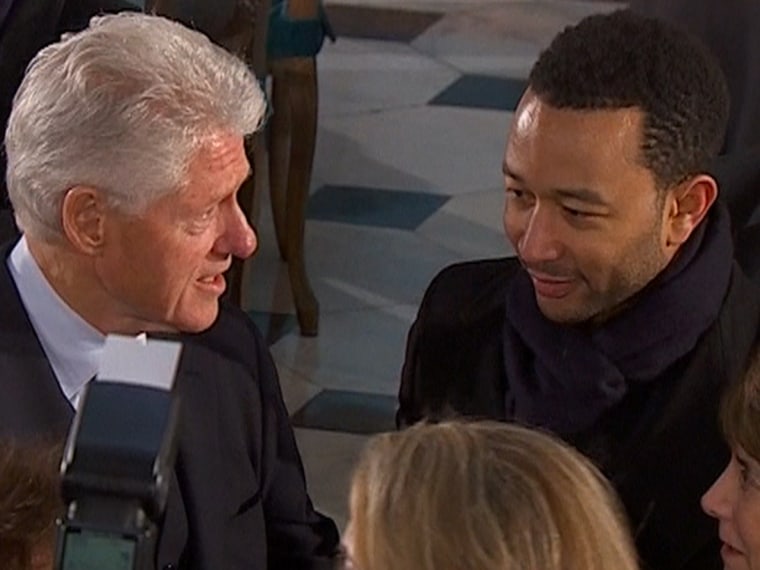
<box><xmin>518</xmin><ymin>258</ymin><xmax>575</xmax><ymax>280</ymax></box>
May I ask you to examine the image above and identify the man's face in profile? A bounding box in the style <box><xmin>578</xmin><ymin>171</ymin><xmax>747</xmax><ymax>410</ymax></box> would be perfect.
<box><xmin>93</xmin><ymin>133</ymin><xmax>256</xmax><ymax>333</ymax></box>
<box><xmin>502</xmin><ymin>91</ymin><xmax>671</xmax><ymax>324</ymax></box>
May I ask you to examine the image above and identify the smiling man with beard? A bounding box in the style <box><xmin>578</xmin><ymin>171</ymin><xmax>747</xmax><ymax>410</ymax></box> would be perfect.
<box><xmin>398</xmin><ymin>10</ymin><xmax>760</xmax><ymax>570</ymax></box>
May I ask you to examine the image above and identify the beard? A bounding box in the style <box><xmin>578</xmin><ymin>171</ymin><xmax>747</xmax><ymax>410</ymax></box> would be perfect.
<box><xmin>533</xmin><ymin>225</ymin><xmax>669</xmax><ymax>326</ymax></box>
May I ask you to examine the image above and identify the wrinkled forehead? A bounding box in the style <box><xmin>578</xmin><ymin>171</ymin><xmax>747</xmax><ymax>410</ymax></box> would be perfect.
<box><xmin>174</xmin><ymin>133</ymin><xmax>250</xmax><ymax>196</ymax></box>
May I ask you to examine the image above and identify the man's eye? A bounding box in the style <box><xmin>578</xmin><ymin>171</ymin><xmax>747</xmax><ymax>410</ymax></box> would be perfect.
<box><xmin>563</xmin><ymin>206</ymin><xmax>589</xmax><ymax>217</ymax></box>
<box><xmin>506</xmin><ymin>188</ymin><xmax>525</xmax><ymax>199</ymax></box>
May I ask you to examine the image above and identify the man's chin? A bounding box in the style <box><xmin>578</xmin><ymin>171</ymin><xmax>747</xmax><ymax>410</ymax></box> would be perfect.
<box><xmin>171</xmin><ymin>304</ymin><xmax>220</xmax><ymax>334</ymax></box>
<box><xmin>535</xmin><ymin>297</ymin><xmax>594</xmax><ymax>325</ymax></box>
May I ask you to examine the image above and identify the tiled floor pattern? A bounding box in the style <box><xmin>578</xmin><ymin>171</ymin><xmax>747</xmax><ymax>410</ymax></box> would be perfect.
<box><xmin>244</xmin><ymin>0</ymin><xmax>623</xmax><ymax>529</ymax></box>
<box><xmin>429</xmin><ymin>74</ymin><xmax>528</xmax><ymax>111</ymax></box>
<box><xmin>307</xmin><ymin>184</ymin><xmax>450</xmax><ymax>229</ymax></box>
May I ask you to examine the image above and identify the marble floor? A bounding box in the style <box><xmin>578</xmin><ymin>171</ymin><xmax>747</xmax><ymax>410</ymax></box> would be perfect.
<box><xmin>243</xmin><ymin>0</ymin><xmax>623</xmax><ymax>530</ymax></box>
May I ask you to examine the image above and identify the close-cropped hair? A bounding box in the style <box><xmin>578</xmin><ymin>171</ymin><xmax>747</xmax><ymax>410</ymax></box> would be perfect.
<box><xmin>348</xmin><ymin>421</ymin><xmax>639</xmax><ymax>570</ymax></box>
<box><xmin>5</xmin><ymin>12</ymin><xmax>267</xmax><ymax>241</ymax></box>
<box><xmin>0</xmin><ymin>438</ymin><xmax>63</xmax><ymax>570</ymax></box>
<box><xmin>721</xmin><ymin>345</ymin><xmax>760</xmax><ymax>460</ymax></box>
<box><xmin>529</xmin><ymin>9</ymin><xmax>729</xmax><ymax>189</ymax></box>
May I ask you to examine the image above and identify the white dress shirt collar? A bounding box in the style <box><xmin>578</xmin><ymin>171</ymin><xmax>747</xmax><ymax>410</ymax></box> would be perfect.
<box><xmin>7</xmin><ymin>236</ymin><xmax>105</xmax><ymax>408</ymax></box>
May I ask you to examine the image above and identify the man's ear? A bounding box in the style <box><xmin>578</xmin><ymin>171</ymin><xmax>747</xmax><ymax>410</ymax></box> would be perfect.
<box><xmin>60</xmin><ymin>186</ymin><xmax>107</xmax><ymax>255</ymax></box>
<box><xmin>663</xmin><ymin>174</ymin><xmax>718</xmax><ymax>253</ymax></box>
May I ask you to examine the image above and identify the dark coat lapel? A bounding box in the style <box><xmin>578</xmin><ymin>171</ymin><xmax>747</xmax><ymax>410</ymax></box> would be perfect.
<box><xmin>0</xmin><ymin>240</ymin><xmax>72</xmax><ymax>439</ymax></box>
<box><xmin>0</xmin><ymin>240</ymin><xmax>189</xmax><ymax>564</ymax></box>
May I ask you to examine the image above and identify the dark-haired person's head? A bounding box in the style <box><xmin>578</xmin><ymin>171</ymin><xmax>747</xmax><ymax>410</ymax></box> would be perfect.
<box><xmin>0</xmin><ymin>439</ymin><xmax>63</xmax><ymax>570</ymax></box>
<box><xmin>503</xmin><ymin>9</ymin><xmax>730</xmax><ymax>324</ymax></box>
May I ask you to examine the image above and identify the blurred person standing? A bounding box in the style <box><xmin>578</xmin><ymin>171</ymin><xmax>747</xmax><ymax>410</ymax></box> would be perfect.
<box><xmin>265</xmin><ymin>0</ymin><xmax>334</xmax><ymax>334</ymax></box>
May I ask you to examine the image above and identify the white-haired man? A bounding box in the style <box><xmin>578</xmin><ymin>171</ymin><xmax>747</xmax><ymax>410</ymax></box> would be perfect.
<box><xmin>0</xmin><ymin>13</ymin><xmax>339</xmax><ymax>569</ymax></box>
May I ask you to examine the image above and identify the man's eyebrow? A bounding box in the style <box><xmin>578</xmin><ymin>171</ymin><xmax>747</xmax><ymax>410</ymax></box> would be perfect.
<box><xmin>502</xmin><ymin>162</ymin><xmax>523</xmax><ymax>181</ymax></box>
<box><xmin>554</xmin><ymin>188</ymin><xmax>609</xmax><ymax>207</ymax></box>
<box><xmin>502</xmin><ymin>161</ymin><xmax>609</xmax><ymax>207</ymax></box>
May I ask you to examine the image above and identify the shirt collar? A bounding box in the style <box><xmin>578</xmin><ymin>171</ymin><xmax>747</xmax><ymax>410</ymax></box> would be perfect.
<box><xmin>7</xmin><ymin>236</ymin><xmax>105</xmax><ymax>406</ymax></box>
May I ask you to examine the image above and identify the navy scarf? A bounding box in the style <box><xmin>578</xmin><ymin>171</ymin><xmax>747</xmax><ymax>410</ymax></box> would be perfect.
<box><xmin>502</xmin><ymin>203</ymin><xmax>733</xmax><ymax>437</ymax></box>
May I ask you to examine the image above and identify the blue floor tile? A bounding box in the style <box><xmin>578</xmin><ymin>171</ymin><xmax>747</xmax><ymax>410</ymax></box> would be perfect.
<box><xmin>291</xmin><ymin>389</ymin><xmax>397</xmax><ymax>434</ymax></box>
<box><xmin>429</xmin><ymin>74</ymin><xmax>528</xmax><ymax>111</ymax></box>
<box><xmin>307</xmin><ymin>184</ymin><xmax>449</xmax><ymax>230</ymax></box>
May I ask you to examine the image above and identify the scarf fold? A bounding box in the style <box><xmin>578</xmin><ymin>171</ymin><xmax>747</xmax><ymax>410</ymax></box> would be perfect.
<box><xmin>502</xmin><ymin>203</ymin><xmax>733</xmax><ymax>437</ymax></box>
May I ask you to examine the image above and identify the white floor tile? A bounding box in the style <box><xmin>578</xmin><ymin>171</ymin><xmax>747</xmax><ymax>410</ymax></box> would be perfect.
<box><xmin>415</xmin><ymin>2</ymin><xmax>620</xmax><ymax>56</ymax></box>
<box><xmin>277</xmin><ymin>365</ymin><xmax>324</xmax><ymax>416</ymax></box>
<box><xmin>417</xmin><ymin>209</ymin><xmax>510</xmax><ymax>259</ymax></box>
<box><xmin>295</xmin><ymin>428</ymin><xmax>374</xmax><ymax>531</ymax></box>
<box><xmin>318</xmin><ymin>38</ymin><xmax>461</xmax><ymax>118</ymax></box>
<box><xmin>314</xmin><ymin>106</ymin><xmax>511</xmax><ymax>195</ymax></box>
<box><xmin>269</xmin><ymin>305</ymin><xmax>416</xmax><ymax>395</ymax></box>
<box><xmin>246</xmin><ymin>220</ymin><xmax>467</xmax><ymax>315</ymax></box>
<box><xmin>440</xmin><ymin>187</ymin><xmax>507</xmax><ymax>228</ymax></box>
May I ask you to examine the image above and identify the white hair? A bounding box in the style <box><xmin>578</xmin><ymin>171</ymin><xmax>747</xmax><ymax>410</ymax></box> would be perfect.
<box><xmin>5</xmin><ymin>12</ymin><xmax>266</xmax><ymax>240</ymax></box>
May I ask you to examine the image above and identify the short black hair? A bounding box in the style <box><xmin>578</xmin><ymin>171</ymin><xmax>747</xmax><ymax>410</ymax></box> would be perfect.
<box><xmin>529</xmin><ymin>9</ymin><xmax>729</xmax><ymax>188</ymax></box>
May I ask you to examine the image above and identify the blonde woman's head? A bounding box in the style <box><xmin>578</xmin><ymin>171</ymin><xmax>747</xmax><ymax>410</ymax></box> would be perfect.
<box><xmin>345</xmin><ymin>421</ymin><xmax>638</xmax><ymax>570</ymax></box>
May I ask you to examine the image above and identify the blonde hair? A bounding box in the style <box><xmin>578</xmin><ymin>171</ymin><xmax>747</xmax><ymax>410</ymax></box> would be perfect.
<box><xmin>348</xmin><ymin>421</ymin><xmax>639</xmax><ymax>570</ymax></box>
<box><xmin>721</xmin><ymin>346</ymin><xmax>760</xmax><ymax>459</ymax></box>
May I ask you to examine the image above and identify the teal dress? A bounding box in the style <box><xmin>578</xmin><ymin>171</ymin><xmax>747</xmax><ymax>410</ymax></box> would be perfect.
<box><xmin>267</xmin><ymin>0</ymin><xmax>335</xmax><ymax>59</ymax></box>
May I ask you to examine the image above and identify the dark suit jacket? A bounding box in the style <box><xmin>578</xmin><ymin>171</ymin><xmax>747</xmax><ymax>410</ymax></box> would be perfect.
<box><xmin>0</xmin><ymin>241</ymin><xmax>339</xmax><ymax>569</ymax></box>
<box><xmin>399</xmin><ymin>256</ymin><xmax>760</xmax><ymax>570</ymax></box>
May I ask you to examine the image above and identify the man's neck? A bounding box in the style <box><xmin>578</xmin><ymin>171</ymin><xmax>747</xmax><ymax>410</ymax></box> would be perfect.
<box><xmin>26</xmin><ymin>236</ymin><xmax>161</xmax><ymax>336</ymax></box>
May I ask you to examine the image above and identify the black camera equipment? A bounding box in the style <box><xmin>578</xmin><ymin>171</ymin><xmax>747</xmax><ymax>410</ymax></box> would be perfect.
<box><xmin>54</xmin><ymin>335</ymin><xmax>183</xmax><ymax>570</ymax></box>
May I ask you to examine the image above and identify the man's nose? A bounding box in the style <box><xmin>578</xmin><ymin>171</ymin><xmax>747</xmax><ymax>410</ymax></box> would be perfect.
<box><xmin>518</xmin><ymin>205</ymin><xmax>562</xmax><ymax>264</ymax></box>
<box><xmin>216</xmin><ymin>203</ymin><xmax>257</xmax><ymax>260</ymax></box>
